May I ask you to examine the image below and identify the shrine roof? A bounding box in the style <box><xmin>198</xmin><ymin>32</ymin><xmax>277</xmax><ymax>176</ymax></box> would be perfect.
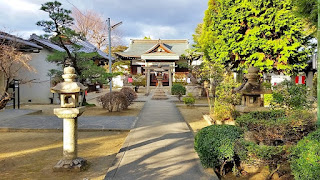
<box><xmin>116</xmin><ymin>39</ymin><xmax>189</xmax><ymax>58</ymax></box>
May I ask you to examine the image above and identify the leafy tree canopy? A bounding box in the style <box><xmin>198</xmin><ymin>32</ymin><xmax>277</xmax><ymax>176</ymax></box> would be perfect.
<box><xmin>292</xmin><ymin>0</ymin><xmax>317</xmax><ymax>28</ymax></box>
<box><xmin>199</xmin><ymin>0</ymin><xmax>313</xmax><ymax>74</ymax></box>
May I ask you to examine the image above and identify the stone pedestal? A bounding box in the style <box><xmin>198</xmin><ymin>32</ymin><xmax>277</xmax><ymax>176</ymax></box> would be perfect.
<box><xmin>156</xmin><ymin>75</ymin><xmax>163</xmax><ymax>87</ymax></box>
<box><xmin>152</xmin><ymin>88</ymin><xmax>168</xmax><ymax>100</ymax></box>
<box><xmin>53</xmin><ymin>107</ymin><xmax>87</xmax><ymax>172</ymax></box>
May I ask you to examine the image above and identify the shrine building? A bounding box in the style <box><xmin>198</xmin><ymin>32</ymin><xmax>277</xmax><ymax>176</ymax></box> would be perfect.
<box><xmin>115</xmin><ymin>39</ymin><xmax>190</xmax><ymax>90</ymax></box>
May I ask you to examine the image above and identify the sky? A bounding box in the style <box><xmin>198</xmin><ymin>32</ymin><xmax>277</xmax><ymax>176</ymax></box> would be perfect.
<box><xmin>0</xmin><ymin>0</ymin><xmax>208</xmax><ymax>46</ymax></box>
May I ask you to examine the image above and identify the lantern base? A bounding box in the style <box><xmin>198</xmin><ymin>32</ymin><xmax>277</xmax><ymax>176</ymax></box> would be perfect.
<box><xmin>53</xmin><ymin>157</ymin><xmax>88</xmax><ymax>172</ymax></box>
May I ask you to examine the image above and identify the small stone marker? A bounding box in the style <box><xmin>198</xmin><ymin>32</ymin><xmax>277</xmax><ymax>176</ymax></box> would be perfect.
<box><xmin>51</xmin><ymin>67</ymin><xmax>88</xmax><ymax>172</ymax></box>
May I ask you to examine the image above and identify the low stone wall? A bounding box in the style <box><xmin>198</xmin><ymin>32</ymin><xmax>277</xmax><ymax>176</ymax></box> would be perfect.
<box><xmin>185</xmin><ymin>85</ymin><xmax>202</xmax><ymax>97</ymax></box>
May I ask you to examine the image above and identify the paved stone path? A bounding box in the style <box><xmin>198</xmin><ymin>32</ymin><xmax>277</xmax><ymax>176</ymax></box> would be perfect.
<box><xmin>105</xmin><ymin>95</ymin><xmax>218</xmax><ymax>179</ymax></box>
<box><xmin>0</xmin><ymin>115</ymin><xmax>137</xmax><ymax>130</ymax></box>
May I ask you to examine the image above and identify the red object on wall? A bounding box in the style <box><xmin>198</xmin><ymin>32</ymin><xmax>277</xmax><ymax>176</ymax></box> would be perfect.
<box><xmin>295</xmin><ymin>76</ymin><xmax>305</xmax><ymax>84</ymax></box>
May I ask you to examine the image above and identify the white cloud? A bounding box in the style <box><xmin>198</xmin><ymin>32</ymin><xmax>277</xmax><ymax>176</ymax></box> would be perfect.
<box><xmin>137</xmin><ymin>23</ymin><xmax>178</xmax><ymax>39</ymax></box>
<box><xmin>14</xmin><ymin>29</ymin><xmax>45</xmax><ymax>39</ymax></box>
<box><xmin>1</xmin><ymin>0</ymin><xmax>39</xmax><ymax>13</ymax></box>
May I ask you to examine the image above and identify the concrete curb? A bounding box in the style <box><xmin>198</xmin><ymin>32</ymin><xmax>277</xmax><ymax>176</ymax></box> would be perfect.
<box><xmin>175</xmin><ymin>103</ymin><xmax>210</xmax><ymax>107</ymax></box>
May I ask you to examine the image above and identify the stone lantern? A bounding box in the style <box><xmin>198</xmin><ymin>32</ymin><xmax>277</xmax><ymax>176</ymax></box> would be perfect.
<box><xmin>51</xmin><ymin>67</ymin><xmax>88</xmax><ymax>172</ymax></box>
<box><xmin>154</xmin><ymin>64</ymin><xmax>165</xmax><ymax>87</ymax></box>
<box><xmin>234</xmin><ymin>66</ymin><xmax>270</xmax><ymax>113</ymax></box>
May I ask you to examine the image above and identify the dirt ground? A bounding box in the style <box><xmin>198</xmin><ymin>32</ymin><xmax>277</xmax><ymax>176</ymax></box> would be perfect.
<box><xmin>176</xmin><ymin>97</ymin><xmax>212</xmax><ymax>133</ymax></box>
<box><xmin>0</xmin><ymin>96</ymin><xmax>145</xmax><ymax>180</ymax></box>
<box><xmin>177</xmin><ymin>106</ymin><xmax>211</xmax><ymax>133</ymax></box>
<box><xmin>0</xmin><ymin>131</ymin><xmax>128</xmax><ymax>180</ymax></box>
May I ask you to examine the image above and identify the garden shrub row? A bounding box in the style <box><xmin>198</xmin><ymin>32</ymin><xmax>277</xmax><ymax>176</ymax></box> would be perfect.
<box><xmin>194</xmin><ymin>109</ymin><xmax>317</xmax><ymax>178</ymax></box>
<box><xmin>236</xmin><ymin>110</ymin><xmax>316</xmax><ymax>145</ymax></box>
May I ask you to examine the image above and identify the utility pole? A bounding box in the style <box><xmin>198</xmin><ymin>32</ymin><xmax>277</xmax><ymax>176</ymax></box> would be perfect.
<box><xmin>107</xmin><ymin>18</ymin><xmax>122</xmax><ymax>93</ymax></box>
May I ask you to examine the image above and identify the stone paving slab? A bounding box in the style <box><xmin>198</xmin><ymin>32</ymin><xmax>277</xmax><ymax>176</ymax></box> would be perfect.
<box><xmin>0</xmin><ymin>115</ymin><xmax>137</xmax><ymax>130</ymax></box>
<box><xmin>0</xmin><ymin>109</ymin><xmax>41</xmax><ymax>121</ymax></box>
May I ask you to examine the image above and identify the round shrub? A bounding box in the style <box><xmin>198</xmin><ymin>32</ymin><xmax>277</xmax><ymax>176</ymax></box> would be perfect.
<box><xmin>171</xmin><ymin>84</ymin><xmax>186</xmax><ymax>101</ymax></box>
<box><xmin>290</xmin><ymin>129</ymin><xmax>320</xmax><ymax>180</ymax></box>
<box><xmin>97</xmin><ymin>91</ymin><xmax>129</xmax><ymax>112</ymax></box>
<box><xmin>182</xmin><ymin>93</ymin><xmax>195</xmax><ymax>106</ymax></box>
<box><xmin>194</xmin><ymin>125</ymin><xmax>243</xmax><ymax>171</ymax></box>
<box><xmin>120</xmin><ymin>87</ymin><xmax>137</xmax><ymax>104</ymax></box>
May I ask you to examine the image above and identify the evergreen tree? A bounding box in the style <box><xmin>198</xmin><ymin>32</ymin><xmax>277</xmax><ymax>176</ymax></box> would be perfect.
<box><xmin>199</xmin><ymin>0</ymin><xmax>313</xmax><ymax>74</ymax></box>
<box><xmin>37</xmin><ymin>1</ymin><xmax>109</xmax><ymax>84</ymax></box>
<box><xmin>292</xmin><ymin>0</ymin><xmax>317</xmax><ymax>27</ymax></box>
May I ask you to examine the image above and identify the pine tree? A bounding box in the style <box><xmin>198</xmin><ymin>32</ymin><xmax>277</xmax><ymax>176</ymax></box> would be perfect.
<box><xmin>37</xmin><ymin>1</ymin><xmax>109</xmax><ymax>84</ymax></box>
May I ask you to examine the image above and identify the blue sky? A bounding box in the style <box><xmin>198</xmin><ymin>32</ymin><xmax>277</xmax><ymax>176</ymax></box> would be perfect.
<box><xmin>0</xmin><ymin>0</ymin><xmax>208</xmax><ymax>45</ymax></box>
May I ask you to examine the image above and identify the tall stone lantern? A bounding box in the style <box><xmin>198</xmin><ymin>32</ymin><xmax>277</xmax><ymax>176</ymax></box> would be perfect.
<box><xmin>51</xmin><ymin>67</ymin><xmax>88</xmax><ymax>171</ymax></box>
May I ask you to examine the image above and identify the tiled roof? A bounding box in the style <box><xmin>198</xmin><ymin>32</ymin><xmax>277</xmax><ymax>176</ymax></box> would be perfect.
<box><xmin>29</xmin><ymin>34</ymin><xmax>64</xmax><ymax>51</ymax></box>
<box><xmin>68</xmin><ymin>40</ymin><xmax>109</xmax><ymax>59</ymax></box>
<box><xmin>0</xmin><ymin>31</ymin><xmax>43</xmax><ymax>51</ymax></box>
<box><xmin>117</xmin><ymin>39</ymin><xmax>190</xmax><ymax>58</ymax></box>
<box><xmin>29</xmin><ymin>34</ymin><xmax>110</xmax><ymax>60</ymax></box>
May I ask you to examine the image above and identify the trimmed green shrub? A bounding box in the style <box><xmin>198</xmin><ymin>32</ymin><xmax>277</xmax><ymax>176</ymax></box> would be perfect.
<box><xmin>271</xmin><ymin>80</ymin><xmax>312</xmax><ymax>110</ymax></box>
<box><xmin>171</xmin><ymin>84</ymin><xmax>186</xmax><ymax>101</ymax></box>
<box><xmin>235</xmin><ymin>139</ymin><xmax>288</xmax><ymax>167</ymax></box>
<box><xmin>182</xmin><ymin>93</ymin><xmax>195</xmax><ymax>106</ymax></box>
<box><xmin>236</xmin><ymin>110</ymin><xmax>316</xmax><ymax>145</ymax></box>
<box><xmin>194</xmin><ymin>125</ymin><xmax>243</xmax><ymax>174</ymax></box>
<box><xmin>290</xmin><ymin>129</ymin><xmax>320</xmax><ymax>180</ymax></box>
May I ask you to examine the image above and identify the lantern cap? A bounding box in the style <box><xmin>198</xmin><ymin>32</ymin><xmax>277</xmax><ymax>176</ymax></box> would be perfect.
<box><xmin>51</xmin><ymin>67</ymin><xmax>87</xmax><ymax>93</ymax></box>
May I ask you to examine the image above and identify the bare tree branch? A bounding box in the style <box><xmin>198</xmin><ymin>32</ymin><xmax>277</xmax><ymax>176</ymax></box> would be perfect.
<box><xmin>72</xmin><ymin>8</ymin><xmax>122</xmax><ymax>49</ymax></box>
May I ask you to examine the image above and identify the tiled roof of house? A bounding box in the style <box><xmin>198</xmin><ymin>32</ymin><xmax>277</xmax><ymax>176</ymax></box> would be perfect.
<box><xmin>0</xmin><ymin>31</ymin><xmax>43</xmax><ymax>51</ymax></box>
<box><xmin>29</xmin><ymin>34</ymin><xmax>64</xmax><ymax>51</ymax></box>
<box><xmin>117</xmin><ymin>39</ymin><xmax>190</xmax><ymax>58</ymax></box>
<box><xmin>67</xmin><ymin>40</ymin><xmax>109</xmax><ymax>59</ymax></box>
<box><xmin>29</xmin><ymin>34</ymin><xmax>110</xmax><ymax>59</ymax></box>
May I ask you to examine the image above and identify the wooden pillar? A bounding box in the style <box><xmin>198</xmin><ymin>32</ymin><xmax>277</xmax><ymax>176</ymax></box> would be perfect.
<box><xmin>146</xmin><ymin>69</ymin><xmax>150</xmax><ymax>95</ymax></box>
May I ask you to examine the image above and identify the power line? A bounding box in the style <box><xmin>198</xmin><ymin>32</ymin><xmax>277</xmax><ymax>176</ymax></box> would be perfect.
<box><xmin>64</xmin><ymin>0</ymin><xmax>102</xmax><ymax>23</ymax></box>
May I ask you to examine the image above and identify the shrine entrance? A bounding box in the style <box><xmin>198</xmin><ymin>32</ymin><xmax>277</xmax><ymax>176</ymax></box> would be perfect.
<box><xmin>150</xmin><ymin>72</ymin><xmax>169</xmax><ymax>86</ymax></box>
<box><xmin>144</xmin><ymin>64</ymin><xmax>174</xmax><ymax>94</ymax></box>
